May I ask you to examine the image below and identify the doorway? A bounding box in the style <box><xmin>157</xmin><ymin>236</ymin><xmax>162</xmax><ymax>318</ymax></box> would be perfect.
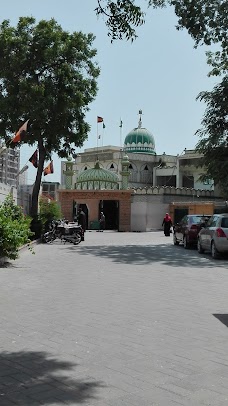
<box><xmin>99</xmin><ymin>200</ymin><xmax>119</xmax><ymax>230</ymax></box>
<box><xmin>78</xmin><ymin>203</ymin><xmax>88</xmax><ymax>229</ymax></box>
<box><xmin>174</xmin><ymin>208</ymin><xmax>189</xmax><ymax>224</ymax></box>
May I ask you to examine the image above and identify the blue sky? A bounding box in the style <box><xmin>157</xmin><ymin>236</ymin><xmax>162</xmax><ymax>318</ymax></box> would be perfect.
<box><xmin>2</xmin><ymin>0</ymin><xmax>216</xmax><ymax>183</ymax></box>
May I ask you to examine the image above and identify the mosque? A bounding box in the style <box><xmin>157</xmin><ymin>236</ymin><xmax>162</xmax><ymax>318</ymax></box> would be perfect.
<box><xmin>58</xmin><ymin>111</ymin><xmax>220</xmax><ymax>231</ymax></box>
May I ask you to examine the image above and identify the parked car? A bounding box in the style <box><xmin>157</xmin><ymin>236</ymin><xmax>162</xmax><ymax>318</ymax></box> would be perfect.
<box><xmin>197</xmin><ymin>213</ymin><xmax>228</xmax><ymax>259</ymax></box>
<box><xmin>173</xmin><ymin>214</ymin><xmax>211</xmax><ymax>248</ymax></box>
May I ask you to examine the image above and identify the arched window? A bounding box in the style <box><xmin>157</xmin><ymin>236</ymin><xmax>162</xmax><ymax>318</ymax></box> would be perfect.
<box><xmin>128</xmin><ymin>162</ymin><xmax>138</xmax><ymax>183</ymax></box>
<box><xmin>140</xmin><ymin>164</ymin><xmax>152</xmax><ymax>184</ymax></box>
<box><xmin>107</xmin><ymin>162</ymin><xmax>117</xmax><ymax>171</ymax></box>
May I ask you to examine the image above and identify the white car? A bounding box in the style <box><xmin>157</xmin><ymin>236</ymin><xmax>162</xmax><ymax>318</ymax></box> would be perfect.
<box><xmin>197</xmin><ymin>214</ymin><xmax>228</xmax><ymax>259</ymax></box>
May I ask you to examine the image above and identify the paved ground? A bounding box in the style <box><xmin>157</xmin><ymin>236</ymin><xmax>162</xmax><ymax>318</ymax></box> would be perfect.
<box><xmin>0</xmin><ymin>231</ymin><xmax>228</xmax><ymax>405</ymax></box>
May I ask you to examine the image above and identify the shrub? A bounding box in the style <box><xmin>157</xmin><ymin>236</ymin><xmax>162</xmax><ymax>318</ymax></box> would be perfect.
<box><xmin>39</xmin><ymin>198</ymin><xmax>62</xmax><ymax>228</ymax></box>
<box><xmin>0</xmin><ymin>195</ymin><xmax>32</xmax><ymax>260</ymax></box>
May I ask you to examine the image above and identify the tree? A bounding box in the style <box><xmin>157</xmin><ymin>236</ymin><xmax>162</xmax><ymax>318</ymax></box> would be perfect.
<box><xmin>95</xmin><ymin>1</ymin><xmax>227</xmax><ymax>47</ymax></box>
<box><xmin>96</xmin><ymin>1</ymin><xmax>227</xmax><ymax>76</ymax></box>
<box><xmin>0</xmin><ymin>17</ymin><xmax>99</xmax><ymax>217</ymax></box>
<box><xmin>196</xmin><ymin>77</ymin><xmax>228</xmax><ymax>195</ymax></box>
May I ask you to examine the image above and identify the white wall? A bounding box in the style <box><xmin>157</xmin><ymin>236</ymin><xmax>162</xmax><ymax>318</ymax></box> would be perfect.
<box><xmin>0</xmin><ymin>183</ymin><xmax>17</xmax><ymax>203</ymax></box>
<box><xmin>131</xmin><ymin>202</ymin><xmax>147</xmax><ymax>231</ymax></box>
<box><xmin>131</xmin><ymin>197</ymin><xmax>169</xmax><ymax>231</ymax></box>
<box><xmin>146</xmin><ymin>201</ymin><xmax>169</xmax><ymax>231</ymax></box>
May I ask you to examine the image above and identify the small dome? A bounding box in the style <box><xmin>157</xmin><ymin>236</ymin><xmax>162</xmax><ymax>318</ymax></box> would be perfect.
<box><xmin>76</xmin><ymin>160</ymin><xmax>119</xmax><ymax>190</ymax></box>
<box><xmin>124</xmin><ymin>112</ymin><xmax>156</xmax><ymax>155</ymax></box>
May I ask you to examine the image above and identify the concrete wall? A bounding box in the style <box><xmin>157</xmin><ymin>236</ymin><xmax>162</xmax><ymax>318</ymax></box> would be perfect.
<box><xmin>131</xmin><ymin>195</ymin><xmax>169</xmax><ymax>231</ymax></box>
<box><xmin>131</xmin><ymin>186</ymin><xmax>223</xmax><ymax>232</ymax></box>
<box><xmin>0</xmin><ymin>183</ymin><xmax>17</xmax><ymax>203</ymax></box>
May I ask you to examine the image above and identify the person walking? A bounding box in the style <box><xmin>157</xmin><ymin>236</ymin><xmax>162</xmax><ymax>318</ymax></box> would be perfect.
<box><xmin>162</xmin><ymin>213</ymin><xmax>172</xmax><ymax>236</ymax></box>
<box><xmin>99</xmin><ymin>212</ymin><xmax>106</xmax><ymax>232</ymax></box>
<box><xmin>78</xmin><ymin>207</ymin><xmax>86</xmax><ymax>241</ymax></box>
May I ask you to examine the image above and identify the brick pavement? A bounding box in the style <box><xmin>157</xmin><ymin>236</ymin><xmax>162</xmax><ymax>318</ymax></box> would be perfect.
<box><xmin>0</xmin><ymin>231</ymin><xmax>228</xmax><ymax>405</ymax></box>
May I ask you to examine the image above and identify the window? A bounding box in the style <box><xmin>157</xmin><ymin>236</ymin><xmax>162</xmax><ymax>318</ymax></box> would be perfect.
<box><xmin>221</xmin><ymin>218</ymin><xmax>228</xmax><ymax>228</ymax></box>
<box><xmin>181</xmin><ymin>216</ymin><xmax>187</xmax><ymax>225</ymax></box>
<box><xmin>207</xmin><ymin>216</ymin><xmax>219</xmax><ymax>227</ymax></box>
<box><xmin>190</xmin><ymin>216</ymin><xmax>206</xmax><ymax>224</ymax></box>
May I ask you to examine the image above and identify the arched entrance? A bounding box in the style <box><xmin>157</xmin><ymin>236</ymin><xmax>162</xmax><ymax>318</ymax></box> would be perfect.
<box><xmin>99</xmin><ymin>200</ymin><xmax>119</xmax><ymax>230</ymax></box>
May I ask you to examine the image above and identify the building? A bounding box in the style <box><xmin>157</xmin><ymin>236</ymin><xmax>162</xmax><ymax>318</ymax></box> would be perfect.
<box><xmin>0</xmin><ymin>143</ymin><xmax>20</xmax><ymax>187</ymax></box>
<box><xmin>59</xmin><ymin>154</ymin><xmax>131</xmax><ymax>231</ymax></box>
<box><xmin>61</xmin><ymin>112</ymin><xmax>213</xmax><ymax>192</ymax></box>
<box><xmin>58</xmin><ymin>111</ymin><xmax>223</xmax><ymax>231</ymax></box>
<box><xmin>41</xmin><ymin>181</ymin><xmax>60</xmax><ymax>201</ymax></box>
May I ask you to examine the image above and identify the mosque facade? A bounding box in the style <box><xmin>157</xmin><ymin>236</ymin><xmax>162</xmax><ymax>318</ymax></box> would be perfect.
<box><xmin>58</xmin><ymin>112</ymin><xmax>222</xmax><ymax>231</ymax></box>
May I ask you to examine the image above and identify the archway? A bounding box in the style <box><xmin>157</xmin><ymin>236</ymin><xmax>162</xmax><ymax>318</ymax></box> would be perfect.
<box><xmin>99</xmin><ymin>200</ymin><xmax>119</xmax><ymax>230</ymax></box>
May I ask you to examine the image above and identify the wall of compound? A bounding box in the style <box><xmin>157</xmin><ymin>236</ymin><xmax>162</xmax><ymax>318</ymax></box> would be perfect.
<box><xmin>131</xmin><ymin>186</ymin><xmax>219</xmax><ymax>232</ymax></box>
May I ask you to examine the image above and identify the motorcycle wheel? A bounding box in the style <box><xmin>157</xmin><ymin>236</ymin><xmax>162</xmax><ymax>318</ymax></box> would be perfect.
<box><xmin>73</xmin><ymin>233</ymin><xmax>82</xmax><ymax>245</ymax></box>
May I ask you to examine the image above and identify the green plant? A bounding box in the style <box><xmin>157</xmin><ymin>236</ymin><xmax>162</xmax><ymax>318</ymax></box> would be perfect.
<box><xmin>39</xmin><ymin>198</ymin><xmax>62</xmax><ymax>228</ymax></box>
<box><xmin>0</xmin><ymin>195</ymin><xmax>32</xmax><ymax>260</ymax></box>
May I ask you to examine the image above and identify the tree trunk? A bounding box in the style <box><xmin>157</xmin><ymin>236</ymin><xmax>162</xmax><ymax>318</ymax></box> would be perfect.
<box><xmin>30</xmin><ymin>139</ymin><xmax>46</xmax><ymax>218</ymax></box>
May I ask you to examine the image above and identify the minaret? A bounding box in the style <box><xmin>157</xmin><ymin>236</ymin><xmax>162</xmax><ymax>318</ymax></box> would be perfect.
<box><xmin>63</xmin><ymin>157</ymin><xmax>75</xmax><ymax>189</ymax></box>
<box><xmin>120</xmin><ymin>154</ymin><xmax>130</xmax><ymax>190</ymax></box>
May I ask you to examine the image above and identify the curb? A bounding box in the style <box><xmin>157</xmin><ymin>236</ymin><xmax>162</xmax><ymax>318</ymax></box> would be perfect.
<box><xmin>19</xmin><ymin>238</ymin><xmax>41</xmax><ymax>253</ymax></box>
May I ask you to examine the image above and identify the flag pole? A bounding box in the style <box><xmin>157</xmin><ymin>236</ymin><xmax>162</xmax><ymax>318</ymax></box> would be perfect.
<box><xmin>120</xmin><ymin>118</ymin><xmax>123</xmax><ymax>148</ymax></box>
<box><xmin>102</xmin><ymin>124</ymin><xmax>104</xmax><ymax>150</ymax></box>
<box><xmin>96</xmin><ymin>119</ymin><xmax>98</xmax><ymax>152</ymax></box>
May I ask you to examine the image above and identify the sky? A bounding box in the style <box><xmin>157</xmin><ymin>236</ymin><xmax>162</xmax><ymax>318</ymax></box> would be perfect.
<box><xmin>2</xmin><ymin>0</ymin><xmax>217</xmax><ymax>184</ymax></box>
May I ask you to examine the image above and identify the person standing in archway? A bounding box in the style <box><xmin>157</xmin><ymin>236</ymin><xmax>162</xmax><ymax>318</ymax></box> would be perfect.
<box><xmin>78</xmin><ymin>207</ymin><xmax>86</xmax><ymax>241</ymax></box>
<box><xmin>99</xmin><ymin>212</ymin><xmax>106</xmax><ymax>232</ymax></box>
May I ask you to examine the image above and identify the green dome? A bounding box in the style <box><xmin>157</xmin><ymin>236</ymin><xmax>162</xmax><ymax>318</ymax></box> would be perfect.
<box><xmin>124</xmin><ymin>127</ymin><xmax>156</xmax><ymax>155</ymax></box>
<box><xmin>76</xmin><ymin>160</ymin><xmax>119</xmax><ymax>190</ymax></box>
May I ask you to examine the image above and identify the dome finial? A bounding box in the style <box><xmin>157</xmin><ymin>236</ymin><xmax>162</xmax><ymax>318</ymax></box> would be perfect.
<box><xmin>138</xmin><ymin>109</ymin><xmax>143</xmax><ymax>129</ymax></box>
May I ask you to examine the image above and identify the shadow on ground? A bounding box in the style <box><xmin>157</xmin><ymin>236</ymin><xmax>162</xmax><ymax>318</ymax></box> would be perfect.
<box><xmin>63</xmin><ymin>243</ymin><xmax>228</xmax><ymax>268</ymax></box>
<box><xmin>0</xmin><ymin>351</ymin><xmax>104</xmax><ymax>404</ymax></box>
<box><xmin>213</xmin><ymin>314</ymin><xmax>228</xmax><ymax>328</ymax></box>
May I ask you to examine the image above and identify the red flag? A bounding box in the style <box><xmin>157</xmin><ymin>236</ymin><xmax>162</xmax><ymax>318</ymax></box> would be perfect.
<box><xmin>29</xmin><ymin>150</ymin><xmax>38</xmax><ymax>168</ymax></box>
<box><xmin>43</xmin><ymin>160</ymin><xmax>54</xmax><ymax>176</ymax></box>
<box><xmin>12</xmin><ymin>120</ymin><xmax>29</xmax><ymax>143</ymax></box>
<box><xmin>97</xmin><ymin>116</ymin><xmax>103</xmax><ymax>123</ymax></box>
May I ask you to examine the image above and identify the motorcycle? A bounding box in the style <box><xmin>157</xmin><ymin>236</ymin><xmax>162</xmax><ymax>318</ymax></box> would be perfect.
<box><xmin>42</xmin><ymin>220</ymin><xmax>57</xmax><ymax>243</ymax></box>
<box><xmin>56</xmin><ymin>222</ymin><xmax>83</xmax><ymax>245</ymax></box>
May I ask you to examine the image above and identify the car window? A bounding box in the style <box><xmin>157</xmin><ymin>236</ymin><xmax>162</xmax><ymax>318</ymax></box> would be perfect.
<box><xmin>221</xmin><ymin>217</ymin><xmax>228</xmax><ymax>228</ymax></box>
<box><xmin>207</xmin><ymin>216</ymin><xmax>219</xmax><ymax>227</ymax></box>
<box><xmin>190</xmin><ymin>216</ymin><xmax>204</xmax><ymax>224</ymax></box>
<box><xmin>180</xmin><ymin>216</ymin><xmax>187</xmax><ymax>224</ymax></box>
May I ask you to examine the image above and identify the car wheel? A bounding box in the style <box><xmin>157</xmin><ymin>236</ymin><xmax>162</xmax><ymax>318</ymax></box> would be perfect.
<box><xmin>183</xmin><ymin>235</ymin><xmax>189</xmax><ymax>249</ymax></box>
<box><xmin>173</xmin><ymin>234</ymin><xmax>179</xmax><ymax>246</ymax></box>
<box><xmin>197</xmin><ymin>238</ymin><xmax>204</xmax><ymax>254</ymax></box>
<box><xmin>211</xmin><ymin>241</ymin><xmax>219</xmax><ymax>259</ymax></box>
